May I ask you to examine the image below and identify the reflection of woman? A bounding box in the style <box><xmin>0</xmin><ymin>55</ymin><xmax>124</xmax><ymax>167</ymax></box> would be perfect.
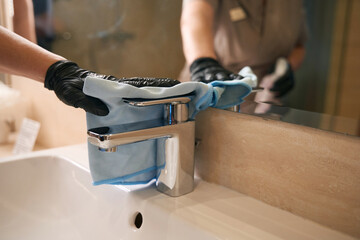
<box><xmin>14</xmin><ymin>0</ymin><xmax>58</xmax><ymax>51</ymax></box>
<box><xmin>179</xmin><ymin>0</ymin><xmax>307</xmax><ymax>103</ymax></box>
<box><xmin>33</xmin><ymin>0</ymin><xmax>56</xmax><ymax>51</ymax></box>
<box><xmin>13</xmin><ymin>0</ymin><xmax>37</xmax><ymax>43</ymax></box>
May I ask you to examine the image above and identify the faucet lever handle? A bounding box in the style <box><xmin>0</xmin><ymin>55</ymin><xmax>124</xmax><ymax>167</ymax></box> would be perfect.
<box><xmin>123</xmin><ymin>96</ymin><xmax>191</xmax><ymax>107</ymax></box>
<box><xmin>124</xmin><ymin>96</ymin><xmax>191</xmax><ymax>124</ymax></box>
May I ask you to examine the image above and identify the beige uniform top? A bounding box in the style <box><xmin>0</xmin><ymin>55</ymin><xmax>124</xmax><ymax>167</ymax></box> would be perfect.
<box><xmin>179</xmin><ymin>0</ymin><xmax>307</xmax><ymax>81</ymax></box>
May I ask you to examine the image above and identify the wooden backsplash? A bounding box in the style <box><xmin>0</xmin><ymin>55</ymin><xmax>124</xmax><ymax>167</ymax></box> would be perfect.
<box><xmin>195</xmin><ymin>108</ymin><xmax>360</xmax><ymax>238</ymax></box>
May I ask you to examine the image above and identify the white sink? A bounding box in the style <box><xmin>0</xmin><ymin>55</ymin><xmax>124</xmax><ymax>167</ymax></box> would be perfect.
<box><xmin>0</xmin><ymin>155</ymin><xmax>213</xmax><ymax>240</ymax></box>
<box><xmin>0</xmin><ymin>145</ymin><xmax>354</xmax><ymax>240</ymax></box>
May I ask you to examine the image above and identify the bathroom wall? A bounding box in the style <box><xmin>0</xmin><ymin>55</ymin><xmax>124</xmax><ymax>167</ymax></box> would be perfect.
<box><xmin>10</xmin><ymin>76</ymin><xmax>86</xmax><ymax>148</ymax></box>
<box><xmin>195</xmin><ymin>108</ymin><xmax>360</xmax><ymax>238</ymax></box>
<box><xmin>0</xmin><ymin>0</ymin><xmax>12</xmax><ymax>85</ymax></box>
<box><xmin>329</xmin><ymin>0</ymin><xmax>360</xmax><ymax>119</ymax></box>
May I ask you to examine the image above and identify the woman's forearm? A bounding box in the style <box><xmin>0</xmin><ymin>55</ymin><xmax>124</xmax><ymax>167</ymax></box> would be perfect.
<box><xmin>180</xmin><ymin>1</ymin><xmax>217</xmax><ymax>64</ymax></box>
<box><xmin>0</xmin><ymin>26</ymin><xmax>64</xmax><ymax>82</ymax></box>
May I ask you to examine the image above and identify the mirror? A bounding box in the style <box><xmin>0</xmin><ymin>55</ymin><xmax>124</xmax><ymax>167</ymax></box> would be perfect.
<box><xmin>32</xmin><ymin>0</ymin><xmax>184</xmax><ymax>78</ymax></box>
<box><xmin>31</xmin><ymin>0</ymin><xmax>359</xmax><ymax>136</ymax></box>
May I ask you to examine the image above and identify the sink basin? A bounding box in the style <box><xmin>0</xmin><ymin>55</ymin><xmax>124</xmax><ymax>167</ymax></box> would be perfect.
<box><xmin>0</xmin><ymin>145</ymin><xmax>354</xmax><ymax>240</ymax></box>
<box><xmin>0</xmin><ymin>155</ymin><xmax>212</xmax><ymax>240</ymax></box>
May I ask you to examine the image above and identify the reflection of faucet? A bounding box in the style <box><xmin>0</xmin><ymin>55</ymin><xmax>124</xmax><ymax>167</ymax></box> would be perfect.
<box><xmin>87</xmin><ymin>97</ymin><xmax>195</xmax><ymax>197</ymax></box>
<box><xmin>228</xmin><ymin>87</ymin><xmax>264</xmax><ymax>112</ymax></box>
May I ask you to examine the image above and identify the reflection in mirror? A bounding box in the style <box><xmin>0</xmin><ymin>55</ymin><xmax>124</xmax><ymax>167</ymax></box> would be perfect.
<box><xmin>31</xmin><ymin>0</ymin><xmax>359</xmax><ymax>137</ymax></box>
<box><xmin>288</xmin><ymin>0</ymin><xmax>359</xmax><ymax>119</ymax></box>
<box><xmin>33</xmin><ymin>0</ymin><xmax>184</xmax><ymax>78</ymax></box>
<box><xmin>238</xmin><ymin>101</ymin><xmax>360</xmax><ymax>137</ymax></box>
<box><xmin>241</xmin><ymin>0</ymin><xmax>359</xmax><ymax>136</ymax></box>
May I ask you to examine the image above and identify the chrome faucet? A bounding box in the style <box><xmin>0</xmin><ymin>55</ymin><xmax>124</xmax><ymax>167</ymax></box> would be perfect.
<box><xmin>87</xmin><ymin>97</ymin><xmax>195</xmax><ymax>197</ymax></box>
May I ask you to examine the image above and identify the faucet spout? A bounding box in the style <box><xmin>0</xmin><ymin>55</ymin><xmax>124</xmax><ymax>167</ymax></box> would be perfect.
<box><xmin>88</xmin><ymin>124</ymin><xmax>175</xmax><ymax>150</ymax></box>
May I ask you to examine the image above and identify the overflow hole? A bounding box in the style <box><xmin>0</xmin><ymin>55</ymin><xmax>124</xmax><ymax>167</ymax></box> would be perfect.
<box><xmin>134</xmin><ymin>212</ymin><xmax>143</xmax><ymax>229</ymax></box>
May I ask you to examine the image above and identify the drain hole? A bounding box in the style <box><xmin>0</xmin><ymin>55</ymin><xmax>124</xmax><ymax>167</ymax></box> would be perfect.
<box><xmin>134</xmin><ymin>212</ymin><xmax>143</xmax><ymax>229</ymax></box>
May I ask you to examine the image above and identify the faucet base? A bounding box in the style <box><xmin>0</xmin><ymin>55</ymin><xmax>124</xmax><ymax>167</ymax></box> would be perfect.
<box><xmin>155</xmin><ymin>121</ymin><xmax>195</xmax><ymax>197</ymax></box>
<box><xmin>156</xmin><ymin>180</ymin><xmax>194</xmax><ymax>197</ymax></box>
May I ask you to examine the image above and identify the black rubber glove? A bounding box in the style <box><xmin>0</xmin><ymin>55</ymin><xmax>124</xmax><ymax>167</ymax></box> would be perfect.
<box><xmin>189</xmin><ymin>57</ymin><xmax>243</xmax><ymax>83</ymax></box>
<box><xmin>268</xmin><ymin>58</ymin><xmax>295</xmax><ymax>97</ymax></box>
<box><xmin>118</xmin><ymin>77</ymin><xmax>180</xmax><ymax>88</ymax></box>
<box><xmin>45</xmin><ymin>60</ymin><xmax>180</xmax><ymax>116</ymax></box>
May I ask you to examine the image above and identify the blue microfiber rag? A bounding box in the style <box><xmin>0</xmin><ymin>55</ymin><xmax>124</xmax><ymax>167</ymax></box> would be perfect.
<box><xmin>84</xmin><ymin>67</ymin><xmax>257</xmax><ymax>186</ymax></box>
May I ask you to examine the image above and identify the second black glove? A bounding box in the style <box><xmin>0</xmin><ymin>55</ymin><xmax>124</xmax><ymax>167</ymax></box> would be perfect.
<box><xmin>190</xmin><ymin>57</ymin><xmax>243</xmax><ymax>83</ymax></box>
<box><xmin>267</xmin><ymin>58</ymin><xmax>295</xmax><ymax>97</ymax></box>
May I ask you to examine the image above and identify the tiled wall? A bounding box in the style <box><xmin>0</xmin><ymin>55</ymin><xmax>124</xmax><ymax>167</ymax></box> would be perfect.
<box><xmin>195</xmin><ymin>108</ymin><xmax>360</xmax><ymax>238</ymax></box>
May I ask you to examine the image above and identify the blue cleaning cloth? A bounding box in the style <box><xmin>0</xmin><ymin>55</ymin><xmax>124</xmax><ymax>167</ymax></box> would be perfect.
<box><xmin>83</xmin><ymin>67</ymin><xmax>257</xmax><ymax>186</ymax></box>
